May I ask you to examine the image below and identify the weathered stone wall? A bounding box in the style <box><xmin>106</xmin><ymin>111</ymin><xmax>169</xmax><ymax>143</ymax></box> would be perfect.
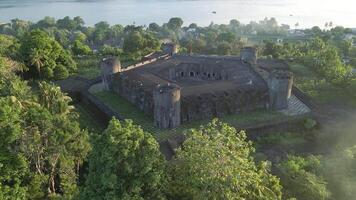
<box><xmin>81</xmin><ymin>90</ymin><xmax>124</xmax><ymax>126</ymax></box>
<box><xmin>112</xmin><ymin>71</ymin><xmax>269</xmax><ymax>126</ymax></box>
<box><xmin>241</xmin><ymin>47</ymin><xmax>257</xmax><ymax>64</ymax></box>
<box><xmin>268</xmin><ymin>70</ymin><xmax>293</xmax><ymax>110</ymax></box>
<box><xmin>180</xmin><ymin>89</ymin><xmax>269</xmax><ymax>123</ymax></box>
<box><xmin>169</xmin><ymin>63</ymin><xmax>229</xmax><ymax>81</ymax></box>
<box><xmin>112</xmin><ymin>73</ymin><xmax>155</xmax><ymax>115</ymax></box>
<box><xmin>101</xmin><ymin>57</ymin><xmax>121</xmax><ymax>90</ymax></box>
<box><xmin>153</xmin><ymin>84</ymin><xmax>181</xmax><ymax>129</ymax></box>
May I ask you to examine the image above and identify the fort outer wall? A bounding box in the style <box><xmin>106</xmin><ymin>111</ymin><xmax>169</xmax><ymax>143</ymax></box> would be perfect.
<box><xmin>180</xmin><ymin>89</ymin><xmax>269</xmax><ymax>123</ymax></box>
<box><xmin>112</xmin><ymin>70</ymin><xmax>270</xmax><ymax>125</ymax></box>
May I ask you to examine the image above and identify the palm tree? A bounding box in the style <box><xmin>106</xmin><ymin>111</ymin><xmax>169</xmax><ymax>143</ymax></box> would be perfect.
<box><xmin>325</xmin><ymin>22</ymin><xmax>329</xmax><ymax>30</ymax></box>
<box><xmin>38</xmin><ymin>82</ymin><xmax>74</xmax><ymax>116</ymax></box>
<box><xmin>30</xmin><ymin>49</ymin><xmax>44</xmax><ymax>78</ymax></box>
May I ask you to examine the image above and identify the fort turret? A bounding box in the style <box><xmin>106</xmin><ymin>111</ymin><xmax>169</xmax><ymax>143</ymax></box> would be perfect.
<box><xmin>101</xmin><ymin>57</ymin><xmax>121</xmax><ymax>90</ymax></box>
<box><xmin>153</xmin><ymin>83</ymin><xmax>181</xmax><ymax>129</ymax></box>
<box><xmin>162</xmin><ymin>43</ymin><xmax>178</xmax><ymax>56</ymax></box>
<box><xmin>241</xmin><ymin>47</ymin><xmax>257</xmax><ymax>65</ymax></box>
<box><xmin>268</xmin><ymin>70</ymin><xmax>293</xmax><ymax>110</ymax></box>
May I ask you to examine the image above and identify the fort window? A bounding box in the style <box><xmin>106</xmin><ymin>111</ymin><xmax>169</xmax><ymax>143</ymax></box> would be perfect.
<box><xmin>196</xmin><ymin>72</ymin><xmax>199</xmax><ymax>76</ymax></box>
<box><xmin>190</xmin><ymin>71</ymin><xmax>194</xmax><ymax>77</ymax></box>
<box><xmin>208</xmin><ymin>73</ymin><xmax>211</xmax><ymax>78</ymax></box>
<box><xmin>213</xmin><ymin>73</ymin><xmax>216</xmax><ymax>77</ymax></box>
<box><xmin>181</xmin><ymin>72</ymin><xmax>184</xmax><ymax>77</ymax></box>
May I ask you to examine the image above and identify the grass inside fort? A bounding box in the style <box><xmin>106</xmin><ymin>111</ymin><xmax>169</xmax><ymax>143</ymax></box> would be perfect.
<box><xmin>94</xmin><ymin>91</ymin><xmax>289</xmax><ymax>140</ymax></box>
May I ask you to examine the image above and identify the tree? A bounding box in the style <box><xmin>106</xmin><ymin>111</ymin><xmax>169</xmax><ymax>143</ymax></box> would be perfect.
<box><xmin>217</xmin><ymin>42</ymin><xmax>232</xmax><ymax>55</ymax></box>
<box><xmin>322</xmin><ymin>145</ymin><xmax>356</xmax><ymax>200</ymax></box>
<box><xmin>99</xmin><ymin>45</ymin><xmax>123</xmax><ymax>57</ymax></box>
<box><xmin>167</xmin><ymin>17</ymin><xmax>183</xmax><ymax>31</ymax></box>
<box><xmin>148</xmin><ymin>23</ymin><xmax>160</xmax><ymax>32</ymax></box>
<box><xmin>167</xmin><ymin>119</ymin><xmax>282</xmax><ymax>200</ymax></box>
<box><xmin>19</xmin><ymin>29</ymin><xmax>76</xmax><ymax>79</ymax></box>
<box><xmin>0</xmin><ymin>56</ymin><xmax>89</xmax><ymax>200</ymax></box>
<box><xmin>0</xmin><ymin>97</ymin><xmax>29</xmax><ymax>200</ymax></box>
<box><xmin>72</xmin><ymin>39</ymin><xmax>92</xmax><ymax>56</ymax></box>
<box><xmin>73</xmin><ymin>16</ymin><xmax>85</xmax><ymax>28</ymax></box>
<box><xmin>229</xmin><ymin>19</ymin><xmax>241</xmax><ymax>27</ymax></box>
<box><xmin>57</xmin><ymin>16</ymin><xmax>77</xmax><ymax>31</ymax></box>
<box><xmin>123</xmin><ymin>31</ymin><xmax>144</xmax><ymax>55</ymax></box>
<box><xmin>0</xmin><ymin>34</ymin><xmax>17</xmax><ymax>57</ymax></box>
<box><xmin>19</xmin><ymin>82</ymin><xmax>90</xmax><ymax>199</ymax></box>
<box><xmin>217</xmin><ymin>32</ymin><xmax>236</xmax><ymax>43</ymax></box>
<box><xmin>123</xmin><ymin>31</ymin><xmax>160</xmax><ymax>57</ymax></box>
<box><xmin>277</xmin><ymin>155</ymin><xmax>330</xmax><ymax>200</ymax></box>
<box><xmin>0</xmin><ymin>57</ymin><xmax>31</xmax><ymax>100</ymax></box>
<box><xmin>188</xmin><ymin>23</ymin><xmax>198</xmax><ymax>29</ymax></box>
<box><xmin>35</xmin><ymin>16</ymin><xmax>56</xmax><ymax>29</ymax></box>
<box><xmin>81</xmin><ymin>119</ymin><xmax>166</xmax><ymax>200</ymax></box>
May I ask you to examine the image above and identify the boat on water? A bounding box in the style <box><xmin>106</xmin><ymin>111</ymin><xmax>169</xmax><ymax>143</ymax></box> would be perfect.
<box><xmin>212</xmin><ymin>11</ymin><xmax>217</xmax><ymax>14</ymax></box>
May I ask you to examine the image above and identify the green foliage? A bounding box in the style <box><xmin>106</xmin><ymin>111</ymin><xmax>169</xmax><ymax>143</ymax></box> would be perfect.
<box><xmin>0</xmin><ymin>59</ymin><xmax>91</xmax><ymax>199</ymax></box>
<box><xmin>53</xmin><ymin>64</ymin><xmax>69</xmax><ymax>80</ymax></box>
<box><xmin>322</xmin><ymin>145</ymin><xmax>356</xmax><ymax>200</ymax></box>
<box><xmin>217</xmin><ymin>31</ymin><xmax>236</xmax><ymax>43</ymax></box>
<box><xmin>0</xmin><ymin>57</ymin><xmax>31</xmax><ymax>99</ymax></box>
<box><xmin>264</xmin><ymin>38</ymin><xmax>353</xmax><ymax>87</ymax></box>
<box><xmin>167</xmin><ymin>17</ymin><xmax>183</xmax><ymax>31</ymax></box>
<box><xmin>0</xmin><ymin>97</ymin><xmax>29</xmax><ymax>200</ymax></box>
<box><xmin>304</xmin><ymin>118</ymin><xmax>317</xmax><ymax>130</ymax></box>
<box><xmin>74</xmin><ymin>56</ymin><xmax>101</xmax><ymax>79</ymax></box>
<box><xmin>256</xmin><ymin>132</ymin><xmax>307</xmax><ymax>149</ymax></box>
<box><xmin>277</xmin><ymin>155</ymin><xmax>330</xmax><ymax>200</ymax></box>
<box><xmin>56</xmin><ymin>16</ymin><xmax>84</xmax><ymax>31</ymax></box>
<box><xmin>35</xmin><ymin>16</ymin><xmax>56</xmax><ymax>29</ymax></box>
<box><xmin>19</xmin><ymin>82</ymin><xmax>91</xmax><ymax>199</ymax></box>
<box><xmin>123</xmin><ymin>30</ymin><xmax>160</xmax><ymax>57</ymax></box>
<box><xmin>99</xmin><ymin>44</ymin><xmax>123</xmax><ymax>56</ymax></box>
<box><xmin>19</xmin><ymin>29</ymin><xmax>76</xmax><ymax>80</ymax></box>
<box><xmin>167</xmin><ymin>119</ymin><xmax>282</xmax><ymax>200</ymax></box>
<box><xmin>0</xmin><ymin>34</ymin><xmax>17</xmax><ymax>57</ymax></box>
<box><xmin>81</xmin><ymin>119</ymin><xmax>166</xmax><ymax>200</ymax></box>
<box><xmin>72</xmin><ymin>39</ymin><xmax>92</xmax><ymax>56</ymax></box>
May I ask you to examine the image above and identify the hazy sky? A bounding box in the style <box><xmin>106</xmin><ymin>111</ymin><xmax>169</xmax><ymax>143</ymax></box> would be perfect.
<box><xmin>0</xmin><ymin>0</ymin><xmax>355</xmax><ymax>28</ymax></box>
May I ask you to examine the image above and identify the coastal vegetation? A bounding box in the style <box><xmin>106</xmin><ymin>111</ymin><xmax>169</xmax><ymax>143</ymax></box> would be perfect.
<box><xmin>0</xmin><ymin>16</ymin><xmax>355</xmax><ymax>200</ymax></box>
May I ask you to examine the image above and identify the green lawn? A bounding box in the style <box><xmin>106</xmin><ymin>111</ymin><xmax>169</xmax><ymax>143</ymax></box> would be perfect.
<box><xmin>75</xmin><ymin>103</ymin><xmax>105</xmax><ymax>134</ymax></box>
<box><xmin>94</xmin><ymin>91</ymin><xmax>288</xmax><ymax>140</ymax></box>
<box><xmin>74</xmin><ymin>56</ymin><xmax>101</xmax><ymax>79</ymax></box>
<box><xmin>289</xmin><ymin>62</ymin><xmax>356</xmax><ymax>107</ymax></box>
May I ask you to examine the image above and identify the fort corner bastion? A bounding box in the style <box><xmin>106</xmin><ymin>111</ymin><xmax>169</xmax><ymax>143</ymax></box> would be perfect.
<box><xmin>100</xmin><ymin>44</ymin><xmax>302</xmax><ymax>129</ymax></box>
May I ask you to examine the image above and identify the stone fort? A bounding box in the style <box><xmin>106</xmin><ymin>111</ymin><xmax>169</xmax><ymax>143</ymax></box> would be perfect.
<box><xmin>100</xmin><ymin>44</ymin><xmax>295</xmax><ymax>129</ymax></box>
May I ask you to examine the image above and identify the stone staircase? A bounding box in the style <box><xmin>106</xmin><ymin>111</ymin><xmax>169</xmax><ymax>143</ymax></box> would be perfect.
<box><xmin>280</xmin><ymin>95</ymin><xmax>311</xmax><ymax>116</ymax></box>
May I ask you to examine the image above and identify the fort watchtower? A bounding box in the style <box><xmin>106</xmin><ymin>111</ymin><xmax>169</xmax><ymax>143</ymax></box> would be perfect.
<box><xmin>268</xmin><ymin>70</ymin><xmax>293</xmax><ymax>110</ymax></box>
<box><xmin>162</xmin><ymin>43</ymin><xmax>178</xmax><ymax>56</ymax></box>
<box><xmin>101</xmin><ymin>57</ymin><xmax>121</xmax><ymax>90</ymax></box>
<box><xmin>241</xmin><ymin>47</ymin><xmax>257</xmax><ymax>64</ymax></box>
<box><xmin>153</xmin><ymin>83</ymin><xmax>181</xmax><ymax>129</ymax></box>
